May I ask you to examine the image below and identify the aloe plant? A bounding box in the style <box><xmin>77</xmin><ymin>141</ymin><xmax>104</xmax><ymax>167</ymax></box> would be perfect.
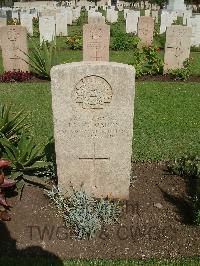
<box><xmin>0</xmin><ymin>133</ymin><xmax>50</xmax><ymax>173</ymax></box>
<box><xmin>0</xmin><ymin>104</ymin><xmax>27</xmax><ymax>142</ymax></box>
<box><xmin>25</xmin><ymin>40</ymin><xmax>58</xmax><ymax>80</ymax></box>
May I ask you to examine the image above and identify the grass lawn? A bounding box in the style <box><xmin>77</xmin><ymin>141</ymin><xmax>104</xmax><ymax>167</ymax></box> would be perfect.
<box><xmin>0</xmin><ymin>81</ymin><xmax>199</xmax><ymax>162</ymax></box>
<box><xmin>1</xmin><ymin>257</ymin><xmax>200</xmax><ymax>266</ymax></box>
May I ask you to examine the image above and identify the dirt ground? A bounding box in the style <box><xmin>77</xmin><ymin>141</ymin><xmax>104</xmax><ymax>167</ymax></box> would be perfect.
<box><xmin>0</xmin><ymin>162</ymin><xmax>200</xmax><ymax>259</ymax></box>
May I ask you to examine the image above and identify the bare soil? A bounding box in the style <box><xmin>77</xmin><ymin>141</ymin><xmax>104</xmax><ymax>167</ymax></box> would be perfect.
<box><xmin>0</xmin><ymin>162</ymin><xmax>200</xmax><ymax>259</ymax></box>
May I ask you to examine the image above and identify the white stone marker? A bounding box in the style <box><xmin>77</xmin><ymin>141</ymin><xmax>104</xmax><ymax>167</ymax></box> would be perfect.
<box><xmin>145</xmin><ymin>9</ymin><xmax>150</xmax><ymax>16</ymax></box>
<box><xmin>39</xmin><ymin>16</ymin><xmax>56</xmax><ymax>43</ymax></box>
<box><xmin>56</xmin><ymin>11</ymin><xmax>68</xmax><ymax>36</ymax></box>
<box><xmin>151</xmin><ymin>10</ymin><xmax>158</xmax><ymax>23</ymax></box>
<box><xmin>20</xmin><ymin>13</ymin><xmax>33</xmax><ymax>35</ymax></box>
<box><xmin>187</xmin><ymin>16</ymin><xmax>200</xmax><ymax>46</ymax></box>
<box><xmin>160</xmin><ymin>11</ymin><xmax>174</xmax><ymax>34</ymax></box>
<box><xmin>51</xmin><ymin>62</ymin><xmax>135</xmax><ymax>199</ymax></box>
<box><xmin>183</xmin><ymin>10</ymin><xmax>192</xmax><ymax>25</ymax></box>
<box><xmin>126</xmin><ymin>10</ymin><xmax>140</xmax><ymax>34</ymax></box>
<box><xmin>164</xmin><ymin>25</ymin><xmax>192</xmax><ymax>72</ymax></box>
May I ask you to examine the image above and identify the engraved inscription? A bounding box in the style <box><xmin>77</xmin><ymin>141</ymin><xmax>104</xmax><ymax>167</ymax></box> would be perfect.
<box><xmin>74</xmin><ymin>75</ymin><xmax>112</xmax><ymax>109</ymax></box>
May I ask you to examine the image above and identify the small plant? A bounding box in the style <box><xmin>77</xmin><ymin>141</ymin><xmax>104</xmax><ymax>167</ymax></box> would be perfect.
<box><xmin>7</xmin><ymin>18</ymin><xmax>20</xmax><ymax>25</ymax></box>
<box><xmin>111</xmin><ymin>31</ymin><xmax>139</xmax><ymax>51</ymax></box>
<box><xmin>46</xmin><ymin>187</ymin><xmax>122</xmax><ymax>239</ymax></box>
<box><xmin>0</xmin><ymin>133</ymin><xmax>50</xmax><ymax>174</ymax></box>
<box><xmin>25</xmin><ymin>40</ymin><xmax>58</xmax><ymax>80</ymax></box>
<box><xmin>168</xmin><ymin>59</ymin><xmax>192</xmax><ymax>81</ymax></box>
<box><xmin>0</xmin><ymin>71</ymin><xmax>31</xmax><ymax>83</ymax></box>
<box><xmin>0</xmin><ymin>159</ymin><xmax>15</xmax><ymax>221</ymax></box>
<box><xmin>0</xmin><ymin>104</ymin><xmax>28</xmax><ymax>142</ymax></box>
<box><xmin>143</xmin><ymin>46</ymin><xmax>163</xmax><ymax>75</ymax></box>
<box><xmin>66</xmin><ymin>35</ymin><xmax>83</xmax><ymax>50</ymax></box>
<box><xmin>169</xmin><ymin>154</ymin><xmax>200</xmax><ymax>225</ymax></box>
<box><xmin>128</xmin><ymin>46</ymin><xmax>163</xmax><ymax>77</ymax></box>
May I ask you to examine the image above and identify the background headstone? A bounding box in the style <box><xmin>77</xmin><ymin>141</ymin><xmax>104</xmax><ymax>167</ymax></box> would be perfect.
<box><xmin>20</xmin><ymin>13</ymin><xmax>33</xmax><ymax>35</ymax></box>
<box><xmin>0</xmin><ymin>25</ymin><xmax>29</xmax><ymax>72</ymax></box>
<box><xmin>138</xmin><ymin>16</ymin><xmax>154</xmax><ymax>46</ymax></box>
<box><xmin>50</xmin><ymin>61</ymin><xmax>135</xmax><ymax>199</ymax></box>
<box><xmin>39</xmin><ymin>16</ymin><xmax>56</xmax><ymax>43</ymax></box>
<box><xmin>56</xmin><ymin>11</ymin><xmax>68</xmax><ymax>36</ymax></box>
<box><xmin>83</xmin><ymin>23</ymin><xmax>110</xmax><ymax>61</ymax></box>
<box><xmin>164</xmin><ymin>25</ymin><xmax>192</xmax><ymax>72</ymax></box>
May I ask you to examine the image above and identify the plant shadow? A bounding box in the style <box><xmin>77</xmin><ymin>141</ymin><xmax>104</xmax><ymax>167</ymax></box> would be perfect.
<box><xmin>0</xmin><ymin>221</ymin><xmax>64</xmax><ymax>265</ymax></box>
<box><xmin>159</xmin><ymin>185</ymin><xmax>195</xmax><ymax>225</ymax></box>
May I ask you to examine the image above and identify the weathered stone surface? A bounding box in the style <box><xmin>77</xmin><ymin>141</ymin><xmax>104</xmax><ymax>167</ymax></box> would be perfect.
<box><xmin>164</xmin><ymin>25</ymin><xmax>192</xmax><ymax>72</ymax></box>
<box><xmin>160</xmin><ymin>11</ymin><xmax>174</xmax><ymax>34</ymax></box>
<box><xmin>151</xmin><ymin>10</ymin><xmax>158</xmax><ymax>23</ymax></box>
<box><xmin>187</xmin><ymin>16</ymin><xmax>200</xmax><ymax>47</ymax></box>
<box><xmin>138</xmin><ymin>16</ymin><xmax>154</xmax><ymax>46</ymax></box>
<box><xmin>0</xmin><ymin>25</ymin><xmax>29</xmax><ymax>72</ymax></box>
<box><xmin>0</xmin><ymin>17</ymin><xmax>7</xmax><ymax>28</ymax></box>
<box><xmin>56</xmin><ymin>11</ymin><xmax>68</xmax><ymax>36</ymax></box>
<box><xmin>50</xmin><ymin>61</ymin><xmax>135</xmax><ymax>199</ymax></box>
<box><xmin>39</xmin><ymin>16</ymin><xmax>56</xmax><ymax>43</ymax></box>
<box><xmin>88</xmin><ymin>11</ymin><xmax>105</xmax><ymax>24</ymax></box>
<box><xmin>20</xmin><ymin>13</ymin><xmax>33</xmax><ymax>35</ymax></box>
<box><xmin>126</xmin><ymin>10</ymin><xmax>140</xmax><ymax>34</ymax></box>
<box><xmin>83</xmin><ymin>23</ymin><xmax>110</xmax><ymax>61</ymax></box>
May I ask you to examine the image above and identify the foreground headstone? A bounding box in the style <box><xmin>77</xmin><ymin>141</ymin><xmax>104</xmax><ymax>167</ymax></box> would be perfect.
<box><xmin>164</xmin><ymin>25</ymin><xmax>192</xmax><ymax>72</ymax></box>
<box><xmin>51</xmin><ymin>62</ymin><xmax>135</xmax><ymax>199</ymax></box>
<box><xmin>138</xmin><ymin>16</ymin><xmax>154</xmax><ymax>46</ymax></box>
<box><xmin>83</xmin><ymin>23</ymin><xmax>110</xmax><ymax>61</ymax></box>
<box><xmin>0</xmin><ymin>25</ymin><xmax>29</xmax><ymax>72</ymax></box>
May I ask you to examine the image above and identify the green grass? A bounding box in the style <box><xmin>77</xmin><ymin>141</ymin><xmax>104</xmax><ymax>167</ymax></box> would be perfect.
<box><xmin>0</xmin><ymin>257</ymin><xmax>200</xmax><ymax>266</ymax></box>
<box><xmin>0</xmin><ymin>82</ymin><xmax>199</xmax><ymax>162</ymax></box>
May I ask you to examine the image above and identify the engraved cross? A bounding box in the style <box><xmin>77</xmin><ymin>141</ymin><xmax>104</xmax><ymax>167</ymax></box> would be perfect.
<box><xmin>79</xmin><ymin>143</ymin><xmax>110</xmax><ymax>172</ymax></box>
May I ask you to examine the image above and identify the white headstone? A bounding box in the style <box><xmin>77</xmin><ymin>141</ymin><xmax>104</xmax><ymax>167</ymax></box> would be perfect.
<box><xmin>39</xmin><ymin>16</ymin><xmax>56</xmax><ymax>43</ymax></box>
<box><xmin>56</xmin><ymin>11</ymin><xmax>68</xmax><ymax>36</ymax></box>
<box><xmin>20</xmin><ymin>13</ymin><xmax>33</xmax><ymax>35</ymax></box>
<box><xmin>50</xmin><ymin>61</ymin><xmax>135</xmax><ymax>199</ymax></box>
<box><xmin>126</xmin><ymin>11</ymin><xmax>140</xmax><ymax>34</ymax></box>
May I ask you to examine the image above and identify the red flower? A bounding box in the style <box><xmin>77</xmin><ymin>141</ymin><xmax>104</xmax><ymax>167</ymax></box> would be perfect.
<box><xmin>156</xmin><ymin>47</ymin><xmax>160</xmax><ymax>52</ymax></box>
<box><xmin>0</xmin><ymin>160</ymin><xmax>11</xmax><ymax>169</ymax></box>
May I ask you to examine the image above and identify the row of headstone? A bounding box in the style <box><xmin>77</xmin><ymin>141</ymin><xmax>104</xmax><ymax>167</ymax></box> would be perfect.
<box><xmin>0</xmin><ymin>21</ymin><xmax>192</xmax><ymax>75</ymax></box>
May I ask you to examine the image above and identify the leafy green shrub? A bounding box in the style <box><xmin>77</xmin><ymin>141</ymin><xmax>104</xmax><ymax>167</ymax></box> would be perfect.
<box><xmin>190</xmin><ymin>45</ymin><xmax>200</xmax><ymax>52</ymax></box>
<box><xmin>111</xmin><ymin>31</ymin><xmax>140</xmax><ymax>51</ymax></box>
<box><xmin>33</xmin><ymin>17</ymin><xmax>39</xmax><ymax>38</ymax></box>
<box><xmin>154</xmin><ymin>32</ymin><xmax>166</xmax><ymax>49</ymax></box>
<box><xmin>47</xmin><ymin>187</ymin><xmax>122</xmax><ymax>239</ymax></box>
<box><xmin>168</xmin><ymin>59</ymin><xmax>192</xmax><ymax>81</ymax></box>
<box><xmin>66</xmin><ymin>35</ymin><xmax>83</xmax><ymax>50</ymax></box>
<box><xmin>26</xmin><ymin>40</ymin><xmax>58</xmax><ymax>80</ymax></box>
<box><xmin>128</xmin><ymin>46</ymin><xmax>163</xmax><ymax>77</ymax></box>
<box><xmin>169</xmin><ymin>154</ymin><xmax>200</xmax><ymax>225</ymax></box>
<box><xmin>76</xmin><ymin>11</ymin><xmax>87</xmax><ymax>26</ymax></box>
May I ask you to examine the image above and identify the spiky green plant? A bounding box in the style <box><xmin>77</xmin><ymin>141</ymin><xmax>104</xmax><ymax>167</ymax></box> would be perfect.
<box><xmin>25</xmin><ymin>40</ymin><xmax>58</xmax><ymax>80</ymax></box>
<box><xmin>0</xmin><ymin>104</ymin><xmax>27</xmax><ymax>142</ymax></box>
<box><xmin>0</xmin><ymin>133</ymin><xmax>50</xmax><ymax>173</ymax></box>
